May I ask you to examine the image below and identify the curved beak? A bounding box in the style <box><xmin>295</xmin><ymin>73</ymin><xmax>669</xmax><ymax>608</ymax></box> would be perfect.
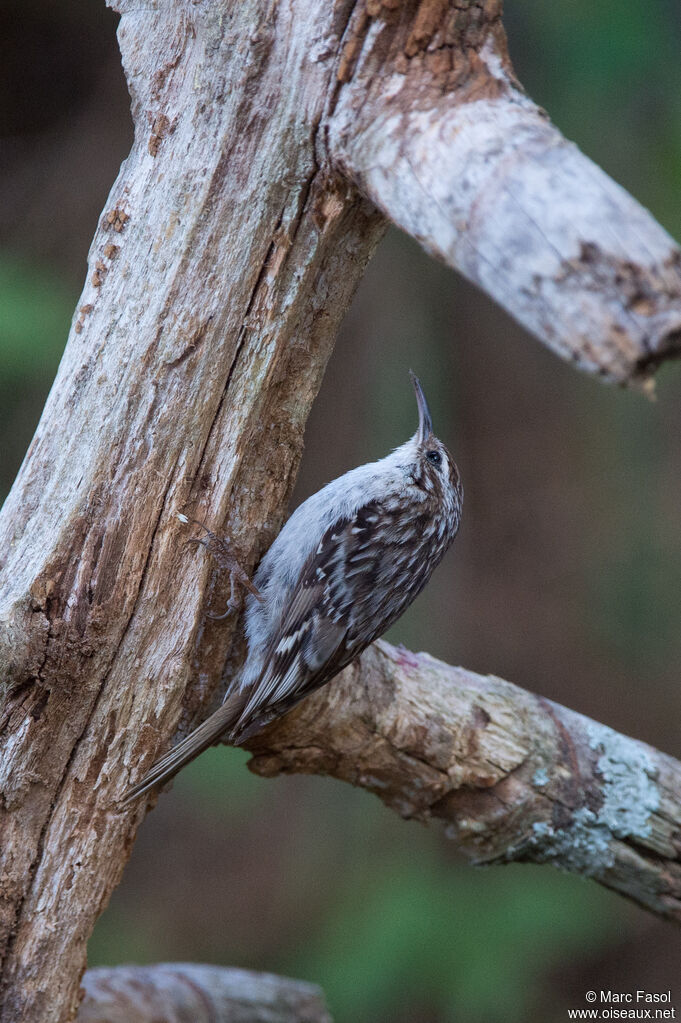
<box><xmin>410</xmin><ymin>372</ymin><xmax>433</xmax><ymax>444</ymax></box>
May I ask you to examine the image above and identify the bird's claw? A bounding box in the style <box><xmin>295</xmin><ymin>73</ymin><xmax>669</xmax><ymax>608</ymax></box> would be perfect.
<box><xmin>181</xmin><ymin>517</ymin><xmax>263</xmax><ymax>619</ymax></box>
<box><xmin>206</xmin><ymin>599</ymin><xmax>239</xmax><ymax>621</ymax></box>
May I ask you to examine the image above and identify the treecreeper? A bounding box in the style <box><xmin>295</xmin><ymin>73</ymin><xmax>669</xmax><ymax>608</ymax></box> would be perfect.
<box><xmin>123</xmin><ymin>374</ymin><xmax>463</xmax><ymax>803</ymax></box>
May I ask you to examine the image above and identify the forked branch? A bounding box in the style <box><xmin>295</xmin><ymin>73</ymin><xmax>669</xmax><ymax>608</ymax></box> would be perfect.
<box><xmin>1</xmin><ymin>0</ymin><xmax>680</xmax><ymax>1019</ymax></box>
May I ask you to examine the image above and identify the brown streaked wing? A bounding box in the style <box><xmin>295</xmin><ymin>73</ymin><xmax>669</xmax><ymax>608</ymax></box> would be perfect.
<box><xmin>234</xmin><ymin>502</ymin><xmax>382</xmax><ymax>728</ymax></box>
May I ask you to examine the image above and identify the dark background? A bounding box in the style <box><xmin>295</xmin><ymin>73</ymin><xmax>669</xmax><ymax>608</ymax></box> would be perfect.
<box><xmin>2</xmin><ymin>2</ymin><xmax>681</xmax><ymax>1020</ymax></box>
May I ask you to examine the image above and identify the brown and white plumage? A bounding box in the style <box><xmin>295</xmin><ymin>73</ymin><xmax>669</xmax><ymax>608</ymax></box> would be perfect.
<box><xmin>122</xmin><ymin>374</ymin><xmax>462</xmax><ymax>803</ymax></box>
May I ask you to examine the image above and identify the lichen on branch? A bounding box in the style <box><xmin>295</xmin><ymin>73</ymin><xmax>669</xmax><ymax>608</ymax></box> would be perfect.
<box><xmin>246</xmin><ymin>640</ymin><xmax>681</xmax><ymax>924</ymax></box>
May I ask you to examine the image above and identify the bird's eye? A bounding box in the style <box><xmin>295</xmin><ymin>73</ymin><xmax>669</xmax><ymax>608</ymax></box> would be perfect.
<box><xmin>426</xmin><ymin>450</ymin><xmax>441</xmax><ymax>465</ymax></box>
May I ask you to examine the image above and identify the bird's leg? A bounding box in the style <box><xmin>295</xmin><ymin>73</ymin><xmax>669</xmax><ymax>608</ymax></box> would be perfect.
<box><xmin>181</xmin><ymin>516</ymin><xmax>264</xmax><ymax>620</ymax></box>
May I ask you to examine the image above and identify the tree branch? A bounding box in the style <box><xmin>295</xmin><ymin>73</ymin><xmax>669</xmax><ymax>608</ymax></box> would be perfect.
<box><xmin>1</xmin><ymin>1</ymin><xmax>680</xmax><ymax>1019</ymax></box>
<box><xmin>326</xmin><ymin>1</ymin><xmax>681</xmax><ymax>384</ymax></box>
<box><xmin>77</xmin><ymin>964</ymin><xmax>331</xmax><ymax>1023</ymax></box>
<box><xmin>246</xmin><ymin>640</ymin><xmax>681</xmax><ymax>925</ymax></box>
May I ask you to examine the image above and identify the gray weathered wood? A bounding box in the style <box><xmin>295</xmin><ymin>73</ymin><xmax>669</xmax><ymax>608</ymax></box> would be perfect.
<box><xmin>1</xmin><ymin>1</ymin><xmax>680</xmax><ymax>1020</ymax></box>
<box><xmin>248</xmin><ymin>640</ymin><xmax>681</xmax><ymax>924</ymax></box>
<box><xmin>0</xmin><ymin>4</ymin><xmax>384</xmax><ymax>1019</ymax></box>
<box><xmin>327</xmin><ymin>1</ymin><xmax>681</xmax><ymax>383</ymax></box>
<box><xmin>77</xmin><ymin>964</ymin><xmax>332</xmax><ymax>1023</ymax></box>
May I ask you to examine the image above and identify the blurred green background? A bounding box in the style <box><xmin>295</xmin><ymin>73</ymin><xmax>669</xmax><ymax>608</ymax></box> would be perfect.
<box><xmin>2</xmin><ymin>2</ymin><xmax>681</xmax><ymax>1020</ymax></box>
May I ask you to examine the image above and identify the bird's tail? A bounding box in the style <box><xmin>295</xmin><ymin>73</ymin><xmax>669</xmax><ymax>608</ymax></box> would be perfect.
<box><xmin>120</xmin><ymin>689</ymin><xmax>248</xmax><ymax>805</ymax></box>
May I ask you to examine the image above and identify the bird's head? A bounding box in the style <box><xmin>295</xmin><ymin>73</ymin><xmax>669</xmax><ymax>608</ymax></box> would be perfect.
<box><xmin>402</xmin><ymin>372</ymin><xmax>462</xmax><ymax>514</ymax></box>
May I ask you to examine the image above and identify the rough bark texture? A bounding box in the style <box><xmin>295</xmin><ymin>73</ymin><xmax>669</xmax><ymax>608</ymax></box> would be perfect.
<box><xmin>1</xmin><ymin>0</ymin><xmax>681</xmax><ymax>1021</ymax></box>
<box><xmin>326</xmin><ymin>1</ymin><xmax>681</xmax><ymax>383</ymax></box>
<box><xmin>0</xmin><ymin>4</ymin><xmax>385</xmax><ymax>1020</ymax></box>
<box><xmin>247</xmin><ymin>640</ymin><xmax>681</xmax><ymax>924</ymax></box>
<box><xmin>77</xmin><ymin>964</ymin><xmax>332</xmax><ymax>1023</ymax></box>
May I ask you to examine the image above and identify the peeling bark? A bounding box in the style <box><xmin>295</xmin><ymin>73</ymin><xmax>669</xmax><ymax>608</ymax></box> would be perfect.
<box><xmin>1</xmin><ymin>0</ymin><xmax>680</xmax><ymax>1020</ymax></box>
<box><xmin>77</xmin><ymin>964</ymin><xmax>331</xmax><ymax>1023</ymax></box>
<box><xmin>247</xmin><ymin>640</ymin><xmax>681</xmax><ymax>925</ymax></box>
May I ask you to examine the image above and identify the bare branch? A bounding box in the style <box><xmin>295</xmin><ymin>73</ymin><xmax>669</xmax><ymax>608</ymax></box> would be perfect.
<box><xmin>327</xmin><ymin>2</ymin><xmax>681</xmax><ymax>383</ymax></box>
<box><xmin>247</xmin><ymin>640</ymin><xmax>681</xmax><ymax>924</ymax></box>
<box><xmin>1</xmin><ymin>1</ymin><xmax>679</xmax><ymax>1018</ymax></box>
<box><xmin>77</xmin><ymin>964</ymin><xmax>331</xmax><ymax>1023</ymax></box>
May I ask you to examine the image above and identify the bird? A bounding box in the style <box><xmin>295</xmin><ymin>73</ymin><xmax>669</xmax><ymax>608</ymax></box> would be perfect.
<box><xmin>122</xmin><ymin>373</ymin><xmax>463</xmax><ymax>804</ymax></box>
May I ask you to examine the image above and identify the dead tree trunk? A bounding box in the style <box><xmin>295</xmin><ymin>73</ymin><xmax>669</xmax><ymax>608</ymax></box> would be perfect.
<box><xmin>1</xmin><ymin>1</ymin><xmax>680</xmax><ymax>1020</ymax></box>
